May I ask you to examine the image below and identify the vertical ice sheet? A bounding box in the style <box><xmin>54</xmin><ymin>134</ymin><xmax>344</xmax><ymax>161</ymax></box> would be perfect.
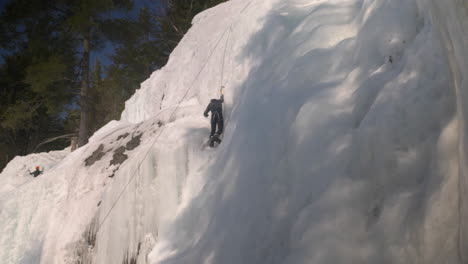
<box><xmin>424</xmin><ymin>0</ymin><xmax>468</xmax><ymax>262</ymax></box>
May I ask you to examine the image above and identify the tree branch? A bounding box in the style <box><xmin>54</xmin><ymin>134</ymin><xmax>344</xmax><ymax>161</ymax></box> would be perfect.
<box><xmin>33</xmin><ymin>133</ymin><xmax>76</xmax><ymax>152</ymax></box>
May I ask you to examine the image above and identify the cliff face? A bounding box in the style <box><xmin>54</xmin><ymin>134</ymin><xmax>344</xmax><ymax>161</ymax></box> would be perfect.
<box><xmin>2</xmin><ymin>0</ymin><xmax>468</xmax><ymax>263</ymax></box>
<box><xmin>426</xmin><ymin>0</ymin><xmax>468</xmax><ymax>261</ymax></box>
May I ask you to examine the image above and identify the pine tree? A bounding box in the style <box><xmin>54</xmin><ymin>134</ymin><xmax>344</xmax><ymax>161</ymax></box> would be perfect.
<box><xmin>89</xmin><ymin>59</ymin><xmax>102</xmax><ymax>133</ymax></box>
<box><xmin>0</xmin><ymin>0</ymin><xmax>77</xmax><ymax>168</ymax></box>
<box><xmin>58</xmin><ymin>0</ymin><xmax>133</xmax><ymax>147</ymax></box>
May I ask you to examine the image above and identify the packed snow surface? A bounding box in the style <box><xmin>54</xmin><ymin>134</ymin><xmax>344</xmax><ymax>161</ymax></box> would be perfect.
<box><xmin>1</xmin><ymin>0</ymin><xmax>468</xmax><ymax>263</ymax></box>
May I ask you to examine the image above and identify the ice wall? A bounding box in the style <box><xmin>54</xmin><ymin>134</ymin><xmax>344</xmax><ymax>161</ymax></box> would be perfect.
<box><xmin>424</xmin><ymin>0</ymin><xmax>468</xmax><ymax>261</ymax></box>
<box><xmin>143</xmin><ymin>0</ymin><xmax>463</xmax><ymax>263</ymax></box>
<box><xmin>2</xmin><ymin>0</ymin><xmax>468</xmax><ymax>263</ymax></box>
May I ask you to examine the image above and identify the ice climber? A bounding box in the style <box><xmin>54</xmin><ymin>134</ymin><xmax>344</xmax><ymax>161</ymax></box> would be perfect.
<box><xmin>204</xmin><ymin>91</ymin><xmax>224</xmax><ymax>147</ymax></box>
<box><xmin>29</xmin><ymin>166</ymin><xmax>43</xmax><ymax>177</ymax></box>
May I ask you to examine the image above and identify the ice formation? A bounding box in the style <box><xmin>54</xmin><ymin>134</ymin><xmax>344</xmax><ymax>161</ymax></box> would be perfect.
<box><xmin>1</xmin><ymin>0</ymin><xmax>468</xmax><ymax>263</ymax></box>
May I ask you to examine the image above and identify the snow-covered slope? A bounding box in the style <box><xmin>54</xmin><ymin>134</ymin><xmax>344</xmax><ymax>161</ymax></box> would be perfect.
<box><xmin>1</xmin><ymin>0</ymin><xmax>468</xmax><ymax>263</ymax></box>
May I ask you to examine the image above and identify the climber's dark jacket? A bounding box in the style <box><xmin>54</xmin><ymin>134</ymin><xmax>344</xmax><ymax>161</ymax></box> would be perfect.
<box><xmin>30</xmin><ymin>169</ymin><xmax>43</xmax><ymax>178</ymax></box>
<box><xmin>204</xmin><ymin>95</ymin><xmax>224</xmax><ymax>120</ymax></box>
<box><xmin>204</xmin><ymin>95</ymin><xmax>224</xmax><ymax>136</ymax></box>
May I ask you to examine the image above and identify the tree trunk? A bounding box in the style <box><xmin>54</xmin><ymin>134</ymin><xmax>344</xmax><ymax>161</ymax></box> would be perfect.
<box><xmin>78</xmin><ymin>32</ymin><xmax>90</xmax><ymax>147</ymax></box>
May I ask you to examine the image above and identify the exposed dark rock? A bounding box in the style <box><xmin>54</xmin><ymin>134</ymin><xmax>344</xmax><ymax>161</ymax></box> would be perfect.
<box><xmin>122</xmin><ymin>252</ymin><xmax>137</xmax><ymax>264</ymax></box>
<box><xmin>85</xmin><ymin>145</ymin><xmax>105</xmax><ymax>167</ymax></box>
<box><xmin>109</xmin><ymin>167</ymin><xmax>119</xmax><ymax>178</ymax></box>
<box><xmin>108</xmin><ymin>133</ymin><xmax>142</xmax><ymax>177</ymax></box>
<box><xmin>73</xmin><ymin>219</ymin><xmax>98</xmax><ymax>264</ymax></box>
<box><xmin>160</xmin><ymin>93</ymin><xmax>165</xmax><ymax>109</ymax></box>
<box><xmin>126</xmin><ymin>134</ymin><xmax>142</xmax><ymax>151</ymax></box>
<box><xmin>117</xmin><ymin>133</ymin><xmax>130</xmax><ymax>141</ymax></box>
<box><xmin>137</xmin><ymin>242</ymin><xmax>141</xmax><ymax>255</ymax></box>
<box><xmin>86</xmin><ymin>222</ymin><xmax>97</xmax><ymax>248</ymax></box>
<box><xmin>110</xmin><ymin>146</ymin><xmax>128</xmax><ymax>166</ymax></box>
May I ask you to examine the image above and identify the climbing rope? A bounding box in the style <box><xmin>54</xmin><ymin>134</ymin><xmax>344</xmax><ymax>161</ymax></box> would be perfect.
<box><xmin>218</xmin><ymin>26</ymin><xmax>237</xmax><ymax>135</ymax></box>
<box><xmin>219</xmin><ymin>26</ymin><xmax>232</xmax><ymax>91</ymax></box>
<box><xmin>94</xmin><ymin>1</ymin><xmax>253</xmax><ymax>233</ymax></box>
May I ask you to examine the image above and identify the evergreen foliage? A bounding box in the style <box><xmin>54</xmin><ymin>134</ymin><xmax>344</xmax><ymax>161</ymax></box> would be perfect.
<box><xmin>0</xmin><ymin>0</ymin><xmax>228</xmax><ymax>170</ymax></box>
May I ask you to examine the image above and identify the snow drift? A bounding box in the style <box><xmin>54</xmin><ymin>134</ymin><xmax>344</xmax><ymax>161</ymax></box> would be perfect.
<box><xmin>1</xmin><ymin>0</ymin><xmax>468</xmax><ymax>263</ymax></box>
